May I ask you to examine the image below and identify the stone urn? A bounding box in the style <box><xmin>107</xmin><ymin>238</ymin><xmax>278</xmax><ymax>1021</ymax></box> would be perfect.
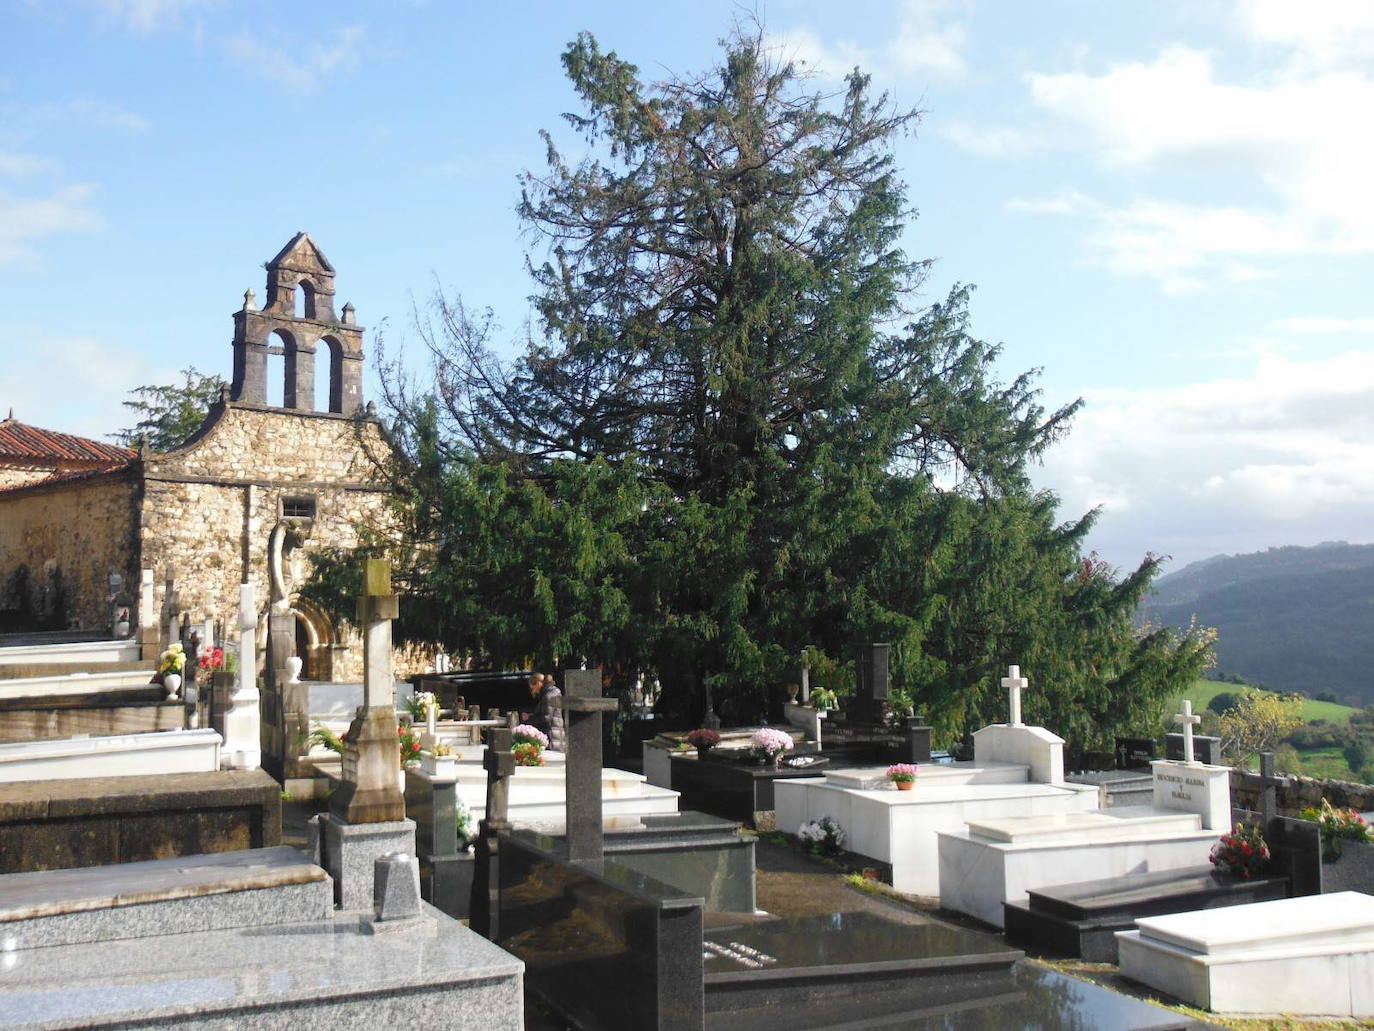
<box><xmin>163</xmin><ymin>672</ymin><xmax>182</xmax><ymax>701</ymax></box>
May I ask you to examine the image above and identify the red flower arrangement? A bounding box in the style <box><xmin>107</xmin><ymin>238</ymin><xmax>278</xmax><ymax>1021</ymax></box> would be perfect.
<box><xmin>198</xmin><ymin>647</ymin><xmax>225</xmax><ymax>672</ymax></box>
<box><xmin>1210</xmin><ymin>823</ymin><xmax>1271</xmax><ymax>879</ymax></box>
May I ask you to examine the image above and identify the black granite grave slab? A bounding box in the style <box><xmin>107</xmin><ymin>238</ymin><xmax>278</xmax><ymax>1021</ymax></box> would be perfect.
<box><xmin>703</xmin><ymin>911</ymin><xmax>1024</xmax><ymax>1030</ymax></box>
<box><xmin>1268</xmin><ymin>813</ymin><xmax>1374</xmax><ymax>896</ymax></box>
<box><xmin>1165</xmin><ymin>732</ymin><xmax>1222</xmax><ymax>766</ymax></box>
<box><xmin>1003</xmin><ymin>865</ymin><xmax>1289</xmax><ymax>962</ymax></box>
<box><xmin>670</xmin><ymin>749</ymin><xmax>832</xmax><ymax>825</ymax></box>
<box><xmin>498</xmin><ymin>828</ymin><xmax>705</xmax><ymax>1031</ymax></box>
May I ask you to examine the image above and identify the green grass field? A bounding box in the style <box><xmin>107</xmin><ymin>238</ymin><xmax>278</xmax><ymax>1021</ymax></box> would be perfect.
<box><xmin>1166</xmin><ymin>679</ymin><xmax>1368</xmax><ymax>781</ymax></box>
<box><xmin>1176</xmin><ymin>678</ymin><xmax>1358</xmax><ymax>726</ymax></box>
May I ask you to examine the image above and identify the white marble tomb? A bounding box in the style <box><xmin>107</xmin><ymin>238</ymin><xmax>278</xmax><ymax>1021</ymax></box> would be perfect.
<box><xmin>1117</xmin><ymin>892</ymin><xmax>1374</xmax><ymax>1017</ymax></box>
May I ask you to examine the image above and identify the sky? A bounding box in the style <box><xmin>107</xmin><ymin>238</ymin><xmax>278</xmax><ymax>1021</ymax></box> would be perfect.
<box><xmin>3</xmin><ymin>0</ymin><xmax>1373</xmax><ymax>574</ymax></box>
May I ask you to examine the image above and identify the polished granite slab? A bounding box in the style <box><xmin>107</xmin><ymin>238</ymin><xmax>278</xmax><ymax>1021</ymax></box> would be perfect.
<box><xmin>0</xmin><ymin>847</ymin><xmax>324</xmax><ymax>920</ymax></box>
<box><xmin>0</xmin><ymin>903</ymin><xmax>524</xmax><ymax>1030</ymax></box>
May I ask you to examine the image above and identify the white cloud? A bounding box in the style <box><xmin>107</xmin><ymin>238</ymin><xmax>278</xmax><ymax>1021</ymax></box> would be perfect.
<box><xmin>0</xmin><ymin>153</ymin><xmax>57</xmax><ymax>177</ymax></box>
<box><xmin>1039</xmin><ymin>349</ymin><xmax>1374</xmax><ymax>568</ymax></box>
<box><xmin>939</xmin><ymin>121</ymin><xmax>1038</xmax><ymax>158</ymax></box>
<box><xmin>0</xmin><ymin>184</ymin><xmax>102</xmax><ymax>264</ymax></box>
<box><xmin>956</xmin><ymin>14</ymin><xmax>1374</xmax><ymax>293</ymax></box>
<box><xmin>225</xmin><ymin>25</ymin><xmax>365</xmax><ymax>93</ymax></box>
<box><xmin>0</xmin><ymin>332</ymin><xmax>157</xmax><ymax>440</ymax></box>
<box><xmin>80</xmin><ymin>0</ymin><xmax>218</xmax><ymax>34</ymax></box>
<box><xmin>1236</xmin><ymin>0</ymin><xmax>1374</xmax><ymax>71</ymax></box>
<box><xmin>773</xmin><ymin>0</ymin><xmax>969</xmax><ymax>84</ymax></box>
<box><xmin>1277</xmin><ymin>316</ymin><xmax>1374</xmax><ymax>335</ymax></box>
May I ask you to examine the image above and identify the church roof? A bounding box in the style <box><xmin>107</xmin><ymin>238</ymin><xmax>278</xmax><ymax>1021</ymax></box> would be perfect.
<box><xmin>0</xmin><ymin>415</ymin><xmax>136</xmax><ymax>466</ymax></box>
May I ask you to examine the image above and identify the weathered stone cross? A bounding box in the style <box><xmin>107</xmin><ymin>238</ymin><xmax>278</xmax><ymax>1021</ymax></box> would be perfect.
<box><xmin>1001</xmin><ymin>665</ymin><xmax>1029</xmax><ymax>727</ymax></box>
<box><xmin>1258</xmin><ymin>751</ymin><xmax>1291</xmax><ymax>829</ymax></box>
<box><xmin>1174</xmin><ymin>699</ymin><xmax>1201</xmax><ymax>765</ymax></box>
<box><xmin>562</xmin><ymin>669</ymin><xmax>620</xmax><ymax>864</ymax></box>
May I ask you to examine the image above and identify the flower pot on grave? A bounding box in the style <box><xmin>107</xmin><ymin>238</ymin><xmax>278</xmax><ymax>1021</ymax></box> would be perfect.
<box><xmin>894</xmin><ymin>780</ymin><xmax>914</xmax><ymax>791</ymax></box>
<box><xmin>422</xmin><ymin>753</ymin><xmax>457</xmax><ymax>778</ymax></box>
<box><xmin>162</xmin><ymin>673</ymin><xmax>182</xmax><ymax>700</ymax></box>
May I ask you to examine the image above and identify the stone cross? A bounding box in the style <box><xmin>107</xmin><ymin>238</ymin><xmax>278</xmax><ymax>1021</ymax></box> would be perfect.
<box><xmin>563</xmin><ymin>669</ymin><xmax>620</xmax><ymax>864</ymax></box>
<box><xmin>220</xmin><ymin>581</ymin><xmax>262</xmax><ymax>770</ymax></box>
<box><xmin>1174</xmin><ymin>699</ymin><xmax>1201</xmax><ymax>764</ymax></box>
<box><xmin>329</xmin><ymin>559</ymin><xmax>404</xmax><ymax>824</ymax></box>
<box><xmin>1001</xmin><ymin>665</ymin><xmax>1029</xmax><ymax>727</ymax></box>
<box><xmin>1258</xmin><ymin>751</ymin><xmax>1290</xmax><ymax>829</ymax></box>
<box><xmin>138</xmin><ymin>569</ymin><xmax>158</xmax><ymax>661</ymax></box>
<box><xmin>469</xmin><ymin>726</ymin><xmax>515</xmax><ymax>940</ymax></box>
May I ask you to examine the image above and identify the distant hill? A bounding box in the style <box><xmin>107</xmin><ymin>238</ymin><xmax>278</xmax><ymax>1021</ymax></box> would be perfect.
<box><xmin>1139</xmin><ymin>542</ymin><xmax>1374</xmax><ymax>706</ymax></box>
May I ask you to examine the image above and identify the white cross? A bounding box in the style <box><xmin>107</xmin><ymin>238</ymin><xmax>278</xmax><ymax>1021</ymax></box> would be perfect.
<box><xmin>1174</xmin><ymin>699</ymin><xmax>1201</xmax><ymax>764</ymax></box>
<box><xmin>1001</xmin><ymin>665</ymin><xmax>1029</xmax><ymax>727</ymax></box>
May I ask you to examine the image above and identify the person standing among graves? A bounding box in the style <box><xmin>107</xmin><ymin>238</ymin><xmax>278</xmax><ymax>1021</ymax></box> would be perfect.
<box><xmin>526</xmin><ymin>672</ymin><xmax>566</xmax><ymax>752</ymax></box>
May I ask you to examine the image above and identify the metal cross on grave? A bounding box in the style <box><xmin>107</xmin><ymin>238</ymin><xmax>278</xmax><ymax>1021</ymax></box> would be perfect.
<box><xmin>1001</xmin><ymin>665</ymin><xmax>1030</xmax><ymax>727</ymax></box>
<box><xmin>1174</xmin><ymin>699</ymin><xmax>1202</xmax><ymax>765</ymax></box>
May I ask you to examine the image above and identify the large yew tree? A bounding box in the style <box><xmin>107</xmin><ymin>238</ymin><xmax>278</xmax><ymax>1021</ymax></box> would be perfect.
<box><xmin>348</xmin><ymin>30</ymin><xmax>1210</xmax><ymax>746</ymax></box>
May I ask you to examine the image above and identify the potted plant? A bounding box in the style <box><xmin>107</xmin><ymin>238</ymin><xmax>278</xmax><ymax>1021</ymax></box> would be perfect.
<box><xmin>423</xmin><ymin>741</ymin><xmax>457</xmax><ymax>777</ymax></box>
<box><xmin>811</xmin><ymin>687</ymin><xmax>837</xmax><ymax>714</ymax></box>
<box><xmin>687</xmin><ymin>728</ymin><xmax>721</xmax><ymax>756</ymax></box>
<box><xmin>1301</xmin><ymin>799</ymin><xmax>1374</xmax><ymax>892</ymax></box>
<box><xmin>513</xmin><ymin>741</ymin><xmax>545</xmax><ymax>767</ymax></box>
<box><xmin>155</xmin><ymin>643</ymin><xmax>186</xmax><ymax>700</ymax></box>
<box><xmin>750</xmin><ymin>727</ymin><xmax>793</xmax><ymax>767</ymax></box>
<box><xmin>1210</xmin><ymin>823</ymin><xmax>1272</xmax><ymax>880</ymax></box>
<box><xmin>398</xmin><ymin>724</ymin><xmax>423</xmax><ymax>767</ymax></box>
<box><xmin>798</xmin><ymin>816</ymin><xmax>847</xmax><ymax>856</ymax></box>
<box><xmin>886</xmin><ymin>763</ymin><xmax>918</xmax><ymax>791</ymax></box>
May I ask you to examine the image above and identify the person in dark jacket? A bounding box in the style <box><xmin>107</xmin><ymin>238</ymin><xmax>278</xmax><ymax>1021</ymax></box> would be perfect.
<box><xmin>526</xmin><ymin>672</ymin><xmax>566</xmax><ymax>752</ymax></box>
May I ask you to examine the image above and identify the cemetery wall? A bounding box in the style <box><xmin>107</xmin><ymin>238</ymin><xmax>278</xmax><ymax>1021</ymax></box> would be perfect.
<box><xmin>1232</xmin><ymin>767</ymin><xmax>1374</xmax><ymax>814</ymax></box>
<box><xmin>0</xmin><ymin>472</ymin><xmax>140</xmax><ymax>627</ymax></box>
<box><xmin>0</xmin><ymin>466</ymin><xmax>57</xmax><ymax>489</ymax></box>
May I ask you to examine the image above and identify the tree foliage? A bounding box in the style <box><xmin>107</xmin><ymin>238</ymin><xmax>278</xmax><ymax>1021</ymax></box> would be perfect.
<box><xmin>112</xmin><ymin>366</ymin><xmax>226</xmax><ymax>453</ymax></box>
<box><xmin>321</xmin><ymin>29</ymin><xmax>1213</xmax><ymax>747</ymax></box>
<box><xmin>1214</xmin><ymin>689</ymin><xmax>1304</xmax><ymax>763</ymax></box>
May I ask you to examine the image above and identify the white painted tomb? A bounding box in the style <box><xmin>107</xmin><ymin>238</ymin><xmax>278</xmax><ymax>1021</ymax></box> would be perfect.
<box><xmin>0</xmin><ymin>637</ymin><xmax>141</xmax><ymax>667</ymax></box>
<box><xmin>1117</xmin><ymin>892</ymin><xmax>1374</xmax><ymax>1017</ymax></box>
<box><xmin>0</xmin><ymin>668</ymin><xmax>161</xmax><ymax>703</ymax></box>
<box><xmin>937</xmin><ymin>700</ymin><xmax>1233</xmax><ymax>927</ymax></box>
<box><xmin>0</xmin><ymin>728</ymin><xmax>221</xmax><ymax>783</ymax></box>
<box><xmin>775</xmin><ymin>666</ymin><xmax>1099</xmax><ymax>896</ymax></box>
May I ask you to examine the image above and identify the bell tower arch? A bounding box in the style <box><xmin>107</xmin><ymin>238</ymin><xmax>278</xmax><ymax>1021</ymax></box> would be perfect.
<box><xmin>230</xmin><ymin>232</ymin><xmax>365</xmax><ymax>414</ymax></box>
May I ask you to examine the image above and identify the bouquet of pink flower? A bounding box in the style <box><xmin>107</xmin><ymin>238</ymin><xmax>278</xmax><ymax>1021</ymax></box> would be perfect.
<box><xmin>512</xmin><ymin>724</ymin><xmax>550</xmax><ymax>750</ymax></box>
<box><xmin>751</xmin><ymin>727</ymin><xmax>793</xmax><ymax>762</ymax></box>
<box><xmin>886</xmin><ymin>763</ymin><xmax>918</xmax><ymax>785</ymax></box>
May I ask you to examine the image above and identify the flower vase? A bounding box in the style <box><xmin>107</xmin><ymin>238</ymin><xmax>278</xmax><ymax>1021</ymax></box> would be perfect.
<box><xmin>895</xmin><ymin>780</ymin><xmax>914</xmax><ymax>791</ymax></box>
<box><xmin>163</xmin><ymin>672</ymin><xmax>182</xmax><ymax>701</ymax></box>
<box><xmin>770</xmin><ymin>754</ymin><xmax>782</xmax><ymax>769</ymax></box>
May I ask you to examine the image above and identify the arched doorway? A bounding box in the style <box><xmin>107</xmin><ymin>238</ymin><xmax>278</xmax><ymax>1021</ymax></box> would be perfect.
<box><xmin>290</xmin><ymin>599</ymin><xmax>335</xmax><ymax>682</ymax></box>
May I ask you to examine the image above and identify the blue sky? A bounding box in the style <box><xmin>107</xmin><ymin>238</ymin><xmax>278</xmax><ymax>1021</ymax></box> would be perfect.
<box><xmin>4</xmin><ymin>0</ymin><xmax>1373</xmax><ymax>572</ymax></box>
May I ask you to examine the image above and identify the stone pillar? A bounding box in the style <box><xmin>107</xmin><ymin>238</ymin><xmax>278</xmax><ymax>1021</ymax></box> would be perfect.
<box><xmin>338</xmin><ymin>353</ymin><xmax>364</xmax><ymax>414</ymax></box>
<box><xmin>322</xmin><ymin>559</ymin><xmax>415</xmax><ymax>910</ymax></box>
<box><xmin>221</xmin><ymin>582</ymin><xmax>262</xmax><ymax>770</ymax></box>
<box><xmin>138</xmin><ymin>570</ymin><xmax>158</xmax><ymax>661</ymax></box>
<box><xmin>284</xmin><ymin>341</ymin><xmax>316</xmax><ymax>411</ymax></box>
<box><xmin>469</xmin><ymin>727</ymin><xmax>514</xmax><ymax>940</ymax></box>
<box><xmin>562</xmin><ymin>669</ymin><xmax>619</xmax><ymax>864</ymax></box>
<box><xmin>162</xmin><ymin>574</ymin><xmax>178</xmax><ymax>653</ymax></box>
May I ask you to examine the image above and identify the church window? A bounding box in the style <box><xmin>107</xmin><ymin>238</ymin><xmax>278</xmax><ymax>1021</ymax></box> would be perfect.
<box><xmin>282</xmin><ymin>495</ymin><xmax>317</xmax><ymax>519</ymax></box>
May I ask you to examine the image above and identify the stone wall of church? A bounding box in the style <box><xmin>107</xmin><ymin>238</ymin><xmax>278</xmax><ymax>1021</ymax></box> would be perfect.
<box><xmin>0</xmin><ymin>466</ymin><xmax>58</xmax><ymax>490</ymax></box>
<box><xmin>140</xmin><ymin>402</ymin><xmax>399</xmax><ymax>682</ymax></box>
<box><xmin>0</xmin><ymin>473</ymin><xmax>140</xmax><ymax>628</ymax></box>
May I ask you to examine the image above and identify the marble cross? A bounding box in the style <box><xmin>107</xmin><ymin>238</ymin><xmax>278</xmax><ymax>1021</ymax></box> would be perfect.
<box><xmin>1174</xmin><ymin>699</ymin><xmax>1201</xmax><ymax>764</ymax></box>
<box><xmin>1001</xmin><ymin>665</ymin><xmax>1029</xmax><ymax>727</ymax></box>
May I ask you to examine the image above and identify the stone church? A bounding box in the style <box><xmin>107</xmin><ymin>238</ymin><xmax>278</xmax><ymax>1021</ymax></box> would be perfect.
<box><xmin>0</xmin><ymin>233</ymin><xmax>394</xmax><ymax>684</ymax></box>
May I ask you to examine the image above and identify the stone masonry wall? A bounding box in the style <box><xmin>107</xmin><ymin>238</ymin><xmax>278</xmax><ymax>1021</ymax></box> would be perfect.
<box><xmin>0</xmin><ymin>474</ymin><xmax>140</xmax><ymax>628</ymax></box>
<box><xmin>1233</xmin><ymin>767</ymin><xmax>1374</xmax><ymax>815</ymax></box>
<box><xmin>140</xmin><ymin>403</ymin><xmax>396</xmax><ymax>682</ymax></box>
<box><xmin>0</xmin><ymin>466</ymin><xmax>58</xmax><ymax>490</ymax></box>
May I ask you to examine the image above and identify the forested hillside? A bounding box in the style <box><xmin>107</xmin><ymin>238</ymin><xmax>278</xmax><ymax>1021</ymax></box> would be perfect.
<box><xmin>1141</xmin><ymin>543</ymin><xmax>1374</xmax><ymax>705</ymax></box>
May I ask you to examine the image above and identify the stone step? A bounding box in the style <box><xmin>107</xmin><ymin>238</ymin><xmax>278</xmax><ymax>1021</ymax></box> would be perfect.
<box><xmin>0</xmin><ymin>846</ymin><xmax>333</xmax><ymax>950</ymax></box>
